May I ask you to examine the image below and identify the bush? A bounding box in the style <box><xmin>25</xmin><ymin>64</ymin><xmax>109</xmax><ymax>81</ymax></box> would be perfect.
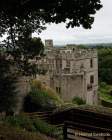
<box><xmin>31</xmin><ymin>80</ymin><xmax>63</xmax><ymax>103</ymax></box>
<box><xmin>33</xmin><ymin>118</ymin><xmax>59</xmax><ymax>137</ymax></box>
<box><xmin>99</xmin><ymin>82</ymin><xmax>112</xmax><ymax>104</ymax></box>
<box><xmin>0</xmin><ymin>123</ymin><xmax>48</xmax><ymax>140</ymax></box>
<box><xmin>3</xmin><ymin>115</ymin><xmax>36</xmax><ymax>131</ymax></box>
<box><xmin>1</xmin><ymin>115</ymin><xmax>60</xmax><ymax>138</ymax></box>
<box><xmin>72</xmin><ymin>97</ymin><xmax>86</xmax><ymax>105</ymax></box>
<box><xmin>23</xmin><ymin>80</ymin><xmax>63</xmax><ymax>112</ymax></box>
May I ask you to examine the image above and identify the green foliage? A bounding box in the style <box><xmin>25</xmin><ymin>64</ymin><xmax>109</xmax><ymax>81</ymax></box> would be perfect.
<box><xmin>12</xmin><ymin>37</ymin><xmax>45</xmax><ymax>76</ymax></box>
<box><xmin>0</xmin><ymin>54</ymin><xmax>17</xmax><ymax>113</ymax></box>
<box><xmin>24</xmin><ymin>90</ymin><xmax>56</xmax><ymax>112</ymax></box>
<box><xmin>95</xmin><ymin>47</ymin><xmax>112</xmax><ymax>105</ymax></box>
<box><xmin>0</xmin><ymin>123</ymin><xmax>49</xmax><ymax>140</ymax></box>
<box><xmin>23</xmin><ymin>37</ymin><xmax>44</xmax><ymax>58</ymax></box>
<box><xmin>3</xmin><ymin>115</ymin><xmax>36</xmax><ymax>131</ymax></box>
<box><xmin>2</xmin><ymin>115</ymin><xmax>60</xmax><ymax>138</ymax></box>
<box><xmin>0</xmin><ymin>0</ymin><xmax>102</xmax><ymax>36</ymax></box>
<box><xmin>24</xmin><ymin>80</ymin><xmax>63</xmax><ymax>112</ymax></box>
<box><xmin>33</xmin><ymin>118</ymin><xmax>60</xmax><ymax>137</ymax></box>
<box><xmin>31</xmin><ymin>80</ymin><xmax>63</xmax><ymax>104</ymax></box>
<box><xmin>98</xmin><ymin>47</ymin><xmax>112</xmax><ymax>84</ymax></box>
<box><xmin>72</xmin><ymin>97</ymin><xmax>86</xmax><ymax>105</ymax></box>
<box><xmin>99</xmin><ymin>82</ymin><xmax>112</xmax><ymax>104</ymax></box>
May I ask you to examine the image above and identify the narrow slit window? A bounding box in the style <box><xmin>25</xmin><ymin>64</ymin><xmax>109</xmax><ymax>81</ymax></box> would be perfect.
<box><xmin>56</xmin><ymin>87</ymin><xmax>61</xmax><ymax>94</ymax></box>
<box><xmin>90</xmin><ymin>59</ymin><xmax>93</xmax><ymax>68</ymax></box>
<box><xmin>90</xmin><ymin>75</ymin><xmax>94</xmax><ymax>84</ymax></box>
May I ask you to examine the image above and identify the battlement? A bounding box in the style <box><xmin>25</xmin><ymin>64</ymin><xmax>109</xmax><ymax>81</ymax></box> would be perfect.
<box><xmin>45</xmin><ymin>47</ymin><xmax>97</xmax><ymax>60</ymax></box>
<box><xmin>44</xmin><ymin>40</ymin><xmax>97</xmax><ymax>59</ymax></box>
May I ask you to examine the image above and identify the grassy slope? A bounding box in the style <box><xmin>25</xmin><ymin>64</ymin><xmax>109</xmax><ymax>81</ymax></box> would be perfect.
<box><xmin>99</xmin><ymin>83</ymin><xmax>112</xmax><ymax>103</ymax></box>
<box><xmin>0</xmin><ymin>123</ymin><xmax>58</xmax><ymax>140</ymax></box>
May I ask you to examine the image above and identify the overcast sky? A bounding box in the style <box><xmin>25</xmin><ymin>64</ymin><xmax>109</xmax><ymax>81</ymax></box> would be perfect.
<box><xmin>33</xmin><ymin>0</ymin><xmax>112</xmax><ymax>45</ymax></box>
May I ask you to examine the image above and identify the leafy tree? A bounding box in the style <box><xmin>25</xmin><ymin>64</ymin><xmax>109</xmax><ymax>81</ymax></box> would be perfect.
<box><xmin>14</xmin><ymin>37</ymin><xmax>44</xmax><ymax>76</ymax></box>
<box><xmin>0</xmin><ymin>0</ymin><xmax>102</xmax><ymax>73</ymax></box>
<box><xmin>0</xmin><ymin>0</ymin><xmax>102</xmax><ymax>31</ymax></box>
<box><xmin>0</xmin><ymin>54</ymin><xmax>17</xmax><ymax>113</ymax></box>
<box><xmin>98</xmin><ymin>47</ymin><xmax>112</xmax><ymax>84</ymax></box>
<box><xmin>0</xmin><ymin>0</ymin><xmax>102</xmax><ymax>52</ymax></box>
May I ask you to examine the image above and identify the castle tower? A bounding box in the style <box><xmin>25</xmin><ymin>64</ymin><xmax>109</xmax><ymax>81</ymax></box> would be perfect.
<box><xmin>45</xmin><ymin>39</ymin><xmax>53</xmax><ymax>48</ymax></box>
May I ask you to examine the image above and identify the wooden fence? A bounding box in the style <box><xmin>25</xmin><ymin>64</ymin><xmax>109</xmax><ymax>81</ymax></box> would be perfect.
<box><xmin>22</xmin><ymin>108</ymin><xmax>112</xmax><ymax>140</ymax></box>
<box><xmin>22</xmin><ymin>111</ymin><xmax>52</xmax><ymax>121</ymax></box>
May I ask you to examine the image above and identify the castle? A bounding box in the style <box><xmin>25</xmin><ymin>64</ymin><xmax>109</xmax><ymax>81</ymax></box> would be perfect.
<box><xmin>36</xmin><ymin>40</ymin><xmax>98</xmax><ymax>105</ymax></box>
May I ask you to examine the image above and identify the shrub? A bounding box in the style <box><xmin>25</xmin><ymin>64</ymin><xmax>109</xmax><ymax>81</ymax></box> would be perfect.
<box><xmin>0</xmin><ymin>123</ymin><xmax>48</xmax><ymax>140</ymax></box>
<box><xmin>33</xmin><ymin>118</ymin><xmax>59</xmax><ymax>137</ymax></box>
<box><xmin>2</xmin><ymin>115</ymin><xmax>36</xmax><ymax>131</ymax></box>
<box><xmin>23</xmin><ymin>80</ymin><xmax>63</xmax><ymax>112</ymax></box>
<box><xmin>24</xmin><ymin>90</ymin><xmax>57</xmax><ymax>112</ymax></box>
<box><xmin>99</xmin><ymin>82</ymin><xmax>112</xmax><ymax>104</ymax></box>
<box><xmin>31</xmin><ymin>80</ymin><xmax>63</xmax><ymax>104</ymax></box>
<box><xmin>1</xmin><ymin>115</ymin><xmax>60</xmax><ymax>138</ymax></box>
<box><xmin>72</xmin><ymin>97</ymin><xmax>86</xmax><ymax>105</ymax></box>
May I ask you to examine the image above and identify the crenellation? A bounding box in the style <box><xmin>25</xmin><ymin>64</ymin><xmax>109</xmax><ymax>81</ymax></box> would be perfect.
<box><xmin>45</xmin><ymin>47</ymin><xmax>97</xmax><ymax>61</ymax></box>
